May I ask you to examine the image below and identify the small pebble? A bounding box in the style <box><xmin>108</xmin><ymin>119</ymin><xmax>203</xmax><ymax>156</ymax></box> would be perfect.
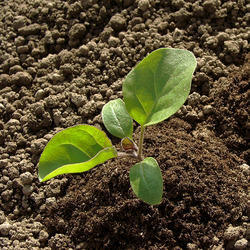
<box><xmin>35</xmin><ymin>89</ymin><xmax>45</xmax><ymax>100</ymax></box>
<box><xmin>203</xmin><ymin>105</ymin><xmax>214</xmax><ymax>115</ymax></box>
<box><xmin>0</xmin><ymin>211</ymin><xmax>6</xmax><ymax>224</ymax></box>
<box><xmin>239</xmin><ymin>163</ymin><xmax>249</xmax><ymax>176</ymax></box>
<box><xmin>138</xmin><ymin>0</ymin><xmax>150</xmax><ymax>11</ymax></box>
<box><xmin>39</xmin><ymin>230</ymin><xmax>49</xmax><ymax>242</ymax></box>
<box><xmin>22</xmin><ymin>185</ymin><xmax>33</xmax><ymax>196</ymax></box>
<box><xmin>234</xmin><ymin>238</ymin><xmax>248</xmax><ymax>250</ymax></box>
<box><xmin>187</xmin><ymin>243</ymin><xmax>198</xmax><ymax>250</ymax></box>
<box><xmin>20</xmin><ymin>172</ymin><xmax>33</xmax><ymax>185</ymax></box>
<box><xmin>110</xmin><ymin>14</ymin><xmax>126</xmax><ymax>31</ymax></box>
<box><xmin>0</xmin><ymin>222</ymin><xmax>12</xmax><ymax>236</ymax></box>
<box><xmin>224</xmin><ymin>225</ymin><xmax>241</xmax><ymax>241</ymax></box>
<box><xmin>188</xmin><ymin>92</ymin><xmax>201</xmax><ymax>106</ymax></box>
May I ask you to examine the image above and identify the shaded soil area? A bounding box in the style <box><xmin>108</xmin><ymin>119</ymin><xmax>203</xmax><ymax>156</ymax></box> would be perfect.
<box><xmin>0</xmin><ymin>0</ymin><xmax>249</xmax><ymax>249</ymax></box>
<box><xmin>44</xmin><ymin>117</ymin><xmax>248</xmax><ymax>249</ymax></box>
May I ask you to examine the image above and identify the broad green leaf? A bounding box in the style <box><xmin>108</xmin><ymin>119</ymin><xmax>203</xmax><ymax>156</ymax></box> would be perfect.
<box><xmin>123</xmin><ymin>48</ymin><xmax>197</xmax><ymax>126</ymax></box>
<box><xmin>38</xmin><ymin>125</ymin><xmax>117</xmax><ymax>182</ymax></box>
<box><xmin>101</xmin><ymin>98</ymin><xmax>133</xmax><ymax>139</ymax></box>
<box><xmin>129</xmin><ymin>157</ymin><xmax>163</xmax><ymax>205</ymax></box>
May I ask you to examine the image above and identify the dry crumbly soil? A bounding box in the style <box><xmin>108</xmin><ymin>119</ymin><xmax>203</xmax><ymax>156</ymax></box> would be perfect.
<box><xmin>0</xmin><ymin>0</ymin><xmax>249</xmax><ymax>249</ymax></box>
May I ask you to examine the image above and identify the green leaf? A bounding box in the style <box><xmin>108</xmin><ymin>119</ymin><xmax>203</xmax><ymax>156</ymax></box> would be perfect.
<box><xmin>38</xmin><ymin>125</ymin><xmax>117</xmax><ymax>182</ymax></box>
<box><xmin>101</xmin><ymin>98</ymin><xmax>133</xmax><ymax>139</ymax></box>
<box><xmin>121</xmin><ymin>137</ymin><xmax>137</xmax><ymax>152</ymax></box>
<box><xmin>123</xmin><ymin>48</ymin><xmax>197</xmax><ymax>126</ymax></box>
<box><xmin>129</xmin><ymin>157</ymin><xmax>163</xmax><ymax>205</ymax></box>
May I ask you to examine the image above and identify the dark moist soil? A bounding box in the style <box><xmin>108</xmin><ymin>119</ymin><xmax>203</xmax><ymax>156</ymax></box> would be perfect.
<box><xmin>43</xmin><ymin>51</ymin><xmax>249</xmax><ymax>250</ymax></box>
<box><xmin>43</xmin><ymin>117</ymin><xmax>248</xmax><ymax>249</ymax></box>
<box><xmin>0</xmin><ymin>0</ymin><xmax>249</xmax><ymax>249</ymax></box>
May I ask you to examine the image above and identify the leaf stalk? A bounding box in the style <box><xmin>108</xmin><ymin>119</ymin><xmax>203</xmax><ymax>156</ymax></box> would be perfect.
<box><xmin>117</xmin><ymin>151</ymin><xmax>138</xmax><ymax>158</ymax></box>
<box><xmin>138</xmin><ymin>125</ymin><xmax>145</xmax><ymax>161</ymax></box>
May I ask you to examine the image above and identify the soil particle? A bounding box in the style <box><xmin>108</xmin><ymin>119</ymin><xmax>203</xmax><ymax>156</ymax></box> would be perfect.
<box><xmin>224</xmin><ymin>225</ymin><xmax>242</xmax><ymax>241</ymax></box>
<box><xmin>234</xmin><ymin>238</ymin><xmax>248</xmax><ymax>250</ymax></box>
<box><xmin>18</xmin><ymin>23</ymin><xmax>42</xmax><ymax>36</ymax></box>
<box><xmin>203</xmin><ymin>104</ymin><xmax>214</xmax><ymax>115</ymax></box>
<box><xmin>48</xmin><ymin>233</ymin><xmax>74</xmax><ymax>249</ymax></box>
<box><xmin>0</xmin><ymin>221</ymin><xmax>13</xmax><ymax>236</ymax></box>
<box><xmin>223</xmin><ymin>224</ymin><xmax>249</xmax><ymax>249</ymax></box>
<box><xmin>110</xmin><ymin>14</ymin><xmax>127</xmax><ymax>31</ymax></box>
<box><xmin>187</xmin><ymin>92</ymin><xmax>201</xmax><ymax>107</ymax></box>
<box><xmin>138</xmin><ymin>0</ymin><xmax>151</xmax><ymax>12</ymax></box>
<box><xmin>239</xmin><ymin>163</ymin><xmax>250</xmax><ymax>176</ymax></box>
<box><xmin>69</xmin><ymin>23</ymin><xmax>86</xmax><ymax>47</ymax></box>
<box><xmin>10</xmin><ymin>71</ymin><xmax>32</xmax><ymax>86</ymax></box>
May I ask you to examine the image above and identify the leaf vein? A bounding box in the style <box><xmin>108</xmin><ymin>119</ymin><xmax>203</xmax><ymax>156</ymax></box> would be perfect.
<box><xmin>110</xmin><ymin>105</ymin><xmax>124</xmax><ymax>135</ymax></box>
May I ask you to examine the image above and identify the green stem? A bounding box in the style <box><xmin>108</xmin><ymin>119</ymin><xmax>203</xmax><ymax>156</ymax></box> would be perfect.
<box><xmin>138</xmin><ymin>125</ymin><xmax>145</xmax><ymax>161</ymax></box>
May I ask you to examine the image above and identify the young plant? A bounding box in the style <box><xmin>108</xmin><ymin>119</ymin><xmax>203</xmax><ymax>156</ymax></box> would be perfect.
<box><xmin>38</xmin><ymin>48</ymin><xmax>197</xmax><ymax>205</ymax></box>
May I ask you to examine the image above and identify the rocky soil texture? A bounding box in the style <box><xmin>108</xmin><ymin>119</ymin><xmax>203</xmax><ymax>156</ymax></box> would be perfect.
<box><xmin>0</xmin><ymin>0</ymin><xmax>249</xmax><ymax>249</ymax></box>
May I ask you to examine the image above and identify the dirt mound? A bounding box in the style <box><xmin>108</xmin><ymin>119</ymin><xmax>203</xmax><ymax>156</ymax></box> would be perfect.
<box><xmin>43</xmin><ymin>118</ymin><xmax>248</xmax><ymax>249</ymax></box>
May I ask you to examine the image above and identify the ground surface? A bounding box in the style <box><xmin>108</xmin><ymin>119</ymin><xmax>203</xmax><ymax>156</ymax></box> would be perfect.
<box><xmin>0</xmin><ymin>0</ymin><xmax>249</xmax><ymax>249</ymax></box>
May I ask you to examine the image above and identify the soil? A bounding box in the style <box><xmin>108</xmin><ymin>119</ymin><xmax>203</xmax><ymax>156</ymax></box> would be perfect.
<box><xmin>0</xmin><ymin>0</ymin><xmax>249</xmax><ymax>249</ymax></box>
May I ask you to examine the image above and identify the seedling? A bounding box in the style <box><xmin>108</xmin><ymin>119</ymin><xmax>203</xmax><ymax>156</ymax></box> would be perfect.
<box><xmin>38</xmin><ymin>48</ymin><xmax>197</xmax><ymax>205</ymax></box>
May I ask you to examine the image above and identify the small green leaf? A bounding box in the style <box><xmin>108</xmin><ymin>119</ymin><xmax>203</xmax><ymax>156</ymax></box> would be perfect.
<box><xmin>123</xmin><ymin>48</ymin><xmax>197</xmax><ymax>126</ymax></box>
<box><xmin>129</xmin><ymin>157</ymin><xmax>163</xmax><ymax>205</ymax></box>
<box><xmin>121</xmin><ymin>137</ymin><xmax>137</xmax><ymax>152</ymax></box>
<box><xmin>38</xmin><ymin>125</ymin><xmax>117</xmax><ymax>182</ymax></box>
<box><xmin>101</xmin><ymin>98</ymin><xmax>133</xmax><ymax>139</ymax></box>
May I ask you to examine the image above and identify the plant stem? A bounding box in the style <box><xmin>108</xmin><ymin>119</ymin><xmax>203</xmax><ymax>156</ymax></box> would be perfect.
<box><xmin>138</xmin><ymin>125</ymin><xmax>145</xmax><ymax>161</ymax></box>
<box><xmin>117</xmin><ymin>151</ymin><xmax>138</xmax><ymax>158</ymax></box>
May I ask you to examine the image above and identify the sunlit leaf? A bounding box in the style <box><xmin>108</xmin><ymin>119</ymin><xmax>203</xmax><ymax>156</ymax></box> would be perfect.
<box><xmin>38</xmin><ymin>125</ymin><xmax>117</xmax><ymax>182</ymax></box>
<box><xmin>101</xmin><ymin>98</ymin><xmax>133</xmax><ymax>139</ymax></box>
<box><xmin>123</xmin><ymin>48</ymin><xmax>197</xmax><ymax>126</ymax></box>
